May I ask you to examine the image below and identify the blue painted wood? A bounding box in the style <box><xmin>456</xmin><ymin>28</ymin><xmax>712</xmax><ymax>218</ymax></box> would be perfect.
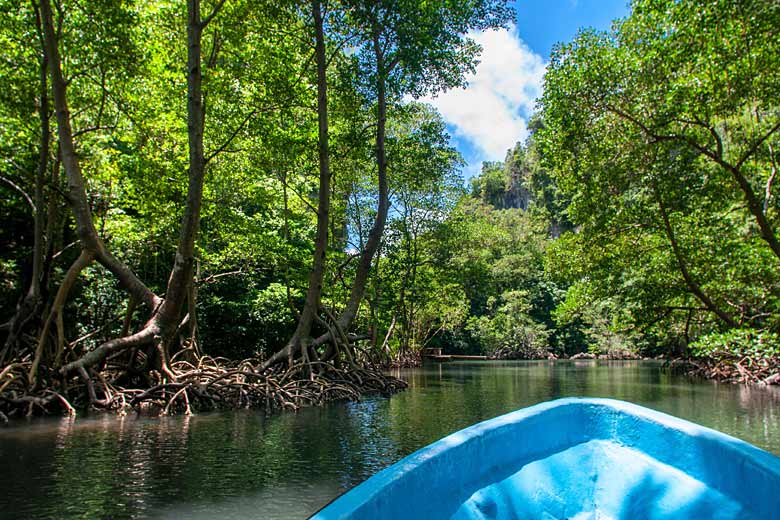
<box><xmin>312</xmin><ymin>398</ymin><xmax>780</xmax><ymax>519</ymax></box>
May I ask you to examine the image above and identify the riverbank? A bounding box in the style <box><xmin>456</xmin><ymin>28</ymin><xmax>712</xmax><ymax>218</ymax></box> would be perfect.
<box><xmin>486</xmin><ymin>348</ymin><xmax>651</xmax><ymax>362</ymax></box>
<box><xmin>676</xmin><ymin>356</ymin><xmax>780</xmax><ymax>386</ymax></box>
<box><xmin>0</xmin><ymin>355</ymin><xmax>406</xmax><ymax>423</ymax></box>
<box><xmin>432</xmin><ymin>350</ymin><xmax>780</xmax><ymax>387</ymax></box>
<box><xmin>4</xmin><ymin>350</ymin><xmax>778</xmax><ymax>424</ymax></box>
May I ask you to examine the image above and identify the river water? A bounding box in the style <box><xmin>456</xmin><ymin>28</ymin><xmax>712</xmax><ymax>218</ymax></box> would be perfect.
<box><xmin>1</xmin><ymin>360</ymin><xmax>779</xmax><ymax>519</ymax></box>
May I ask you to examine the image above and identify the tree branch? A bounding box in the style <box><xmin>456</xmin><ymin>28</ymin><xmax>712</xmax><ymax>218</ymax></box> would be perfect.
<box><xmin>198</xmin><ymin>269</ymin><xmax>243</xmax><ymax>285</ymax></box>
<box><xmin>0</xmin><ymin>175</ymin><xmax>35</xmax><ymax>211</ymax></box>
<box><xmin>653</xmin><ymin>183</ymin><xmax>737</xmax><ymax>327</ymax></box>
<box><xmin>606</xmin><ymin>104</ymin><xmax>780</xmax><ymax>260</ymax></box>
<box><xmin>737</xmin><ymin>121</ymin><xmax>780</xmax><ymax>171</ymax></box>
<box><xmin>275</xmin><ymin>172</ymin><xmax>319</xmax><ymax>214</ymax></box>
<box><xmin>766</xmin><ymin>143</ymin><xmax>777</xmax><ymax>215</ymax></box>
<box><xmin>204</xmin><ymin>109</ymin><xmax>256</xmax><ymax>165</ymax></box>
<box><xmin>200</xmin><ymin>0</ymin><xmax>226</xmax><ymax>28</ymax></box>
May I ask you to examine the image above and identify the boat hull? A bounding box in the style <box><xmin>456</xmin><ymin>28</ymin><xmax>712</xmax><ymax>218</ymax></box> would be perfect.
<box><xmin>312</xmin><ymin>398</ymin><xmax>780</xmax><ymax>519</ymax></box>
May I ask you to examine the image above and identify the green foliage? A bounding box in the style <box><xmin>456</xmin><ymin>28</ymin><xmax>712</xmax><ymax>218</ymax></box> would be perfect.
<box><xmin>690</xmin><ymin>329</ymin><xmax>780</xmax><ymax>361</ymax></box>
<box><xmin>466</xmin><ymin>290</ymin><xmax>550</xmax><ymax>358</ymax></box>
<box><xmin>2</xmin><ymin>0</ymin><xmax>775</xmax><ymax>369</ymax></box>
<box><xmin>539</xmin><ymin>0</ymin><xmax>780</xmax><ymax>354</ymax></box>
<box><xmin>1</xmin><ymin>0</ymin><xmax>518</xmax><ymax>362</ymax></box>
<box><xmin>344</xmin><ymin>0</ymin><xmax>513</xmax><ymax>99</ymax></box>
<box><xmin>388</xmin><ymin>135</ymin><xmax>586</xmax><ymax>358</ymax></box>
<box><xmin>470</xmin><ymin>162</ymin><xmax>506</xmax><ymax>208</ymax></box>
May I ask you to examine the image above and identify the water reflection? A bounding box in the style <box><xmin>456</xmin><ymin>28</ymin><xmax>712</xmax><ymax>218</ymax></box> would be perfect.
<box><xmin>0</xmin><ymin>361</ymin><xmax>778</xmax><ymax>519</ymax></box>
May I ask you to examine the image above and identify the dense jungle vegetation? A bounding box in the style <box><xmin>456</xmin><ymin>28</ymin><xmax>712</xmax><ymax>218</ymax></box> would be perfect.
<box><xmin>1</xmin><ymin>0</ymin><xmax>778</xmax><ymax>418</ymax></box>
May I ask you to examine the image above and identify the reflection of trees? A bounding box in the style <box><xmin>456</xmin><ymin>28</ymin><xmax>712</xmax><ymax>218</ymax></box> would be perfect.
<box><xmin>3</xmin><ymin>361</ymin><xmax>779</xmax><ymax>519</ymax></box>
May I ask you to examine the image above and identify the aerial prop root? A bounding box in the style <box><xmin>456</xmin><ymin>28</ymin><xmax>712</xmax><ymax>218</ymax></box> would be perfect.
<box><xmin>3</xmin><ymin>299</ymin><xmax>407</xmax><ymax>417</ymax></box>
<box><xmin>1</xmin><ymin>348</ymin><xmax>407</xmax><ymax>419</ymax></box>
<box><xmin>119</xmin><ymin>355</ymin><xmax>407</xmax><ymax>415</ymax></box>
<box><xmin>682</xmin><ymin>353</ymin><xmax>779</xmax><ymax>385</ymax></box>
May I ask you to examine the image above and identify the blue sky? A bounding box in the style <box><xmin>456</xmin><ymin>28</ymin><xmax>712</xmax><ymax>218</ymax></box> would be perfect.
<box><xmin>515</xmin><ymin>0</ymin><xmax>630</xmax><ymax>58</ymax></box>
<box><xmin>421</xmin><ymin>0</ymin><xmax>630</xmax><ymax>180</ymax></box>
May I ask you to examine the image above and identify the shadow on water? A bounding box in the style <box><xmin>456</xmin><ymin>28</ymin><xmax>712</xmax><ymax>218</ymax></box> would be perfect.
<box><xmin>0</xmin><ymin>360</ymin><xmax>778</xmax><ymax>519</ymax></box>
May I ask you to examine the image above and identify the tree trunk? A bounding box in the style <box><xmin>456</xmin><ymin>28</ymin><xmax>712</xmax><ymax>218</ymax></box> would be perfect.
<box><xmin>2</xmin><ymin>23</ymin><xmax>48</xmax><ymax>359</ymax></box>
<box><xmin>291</xmin><ymin>0</ymin><xmax>331</xmax><ymax>343</ymax></box>
<box><xmin>153</xmin><ymin>0</ymin><xmax>209</xmax><ymax>338</ymax></box>
<box><xmin>39</xmin><ymin>0</ymin><xmax>158</xmax><ymax>309</ymax></box>
<box><xmin>41</xmin><ymin>151</ymin><xmax>62</xmax><ymax>294</ymax></box>
<box><xmin>653</xmin><ymin>185</ymin><xmax>737</xmax><ymax>328</ymax></box>
<box><xmin>43</xmin><ymin>0</ymin><xmax>224</xmax><ymax>383</ymax></box>
<box><xmin>32</xmin><ymin>0</ymin><xmax>162</xmax><ymax>385</ymax></box>
<box><xmin>335</xmin><ymin>29</ymin><xmax>390</xmax><ymax>331</ymax></box>
<box><xmin>262</xmin><ymin>0</ymin><xmax>331</xmax><ymax>371</ymax></box>
<box><xmin>263</xmin><ymin>19</ymin><xmax>393</xmax><ymax>370</ymax></box>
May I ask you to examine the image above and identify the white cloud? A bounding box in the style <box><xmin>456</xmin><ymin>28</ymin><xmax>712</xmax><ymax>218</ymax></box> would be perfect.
<box><xmin>420</xmin><ymin>25</ymin><xmax>546</xmax><ymax>162</ymax></box>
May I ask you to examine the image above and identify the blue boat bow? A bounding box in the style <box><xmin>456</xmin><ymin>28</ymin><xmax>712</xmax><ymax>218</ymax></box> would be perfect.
<box><xmin>312</xmin><ymin>398</ymin><xmax>780</xmax><ymax>519</ymax></box>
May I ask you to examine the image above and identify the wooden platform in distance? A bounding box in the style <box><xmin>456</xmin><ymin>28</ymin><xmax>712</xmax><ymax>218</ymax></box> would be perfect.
<box><xmin>426</xmin><ymin>355</ymin><xmax>488</xmax><ymax>362</ymax></box>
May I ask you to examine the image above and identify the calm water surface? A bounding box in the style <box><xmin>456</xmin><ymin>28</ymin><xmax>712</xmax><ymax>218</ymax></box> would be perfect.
<box><xmin>1</xmin><ymin>360</ymin><xmax>779</xmax><ymax>519</ymax></box>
